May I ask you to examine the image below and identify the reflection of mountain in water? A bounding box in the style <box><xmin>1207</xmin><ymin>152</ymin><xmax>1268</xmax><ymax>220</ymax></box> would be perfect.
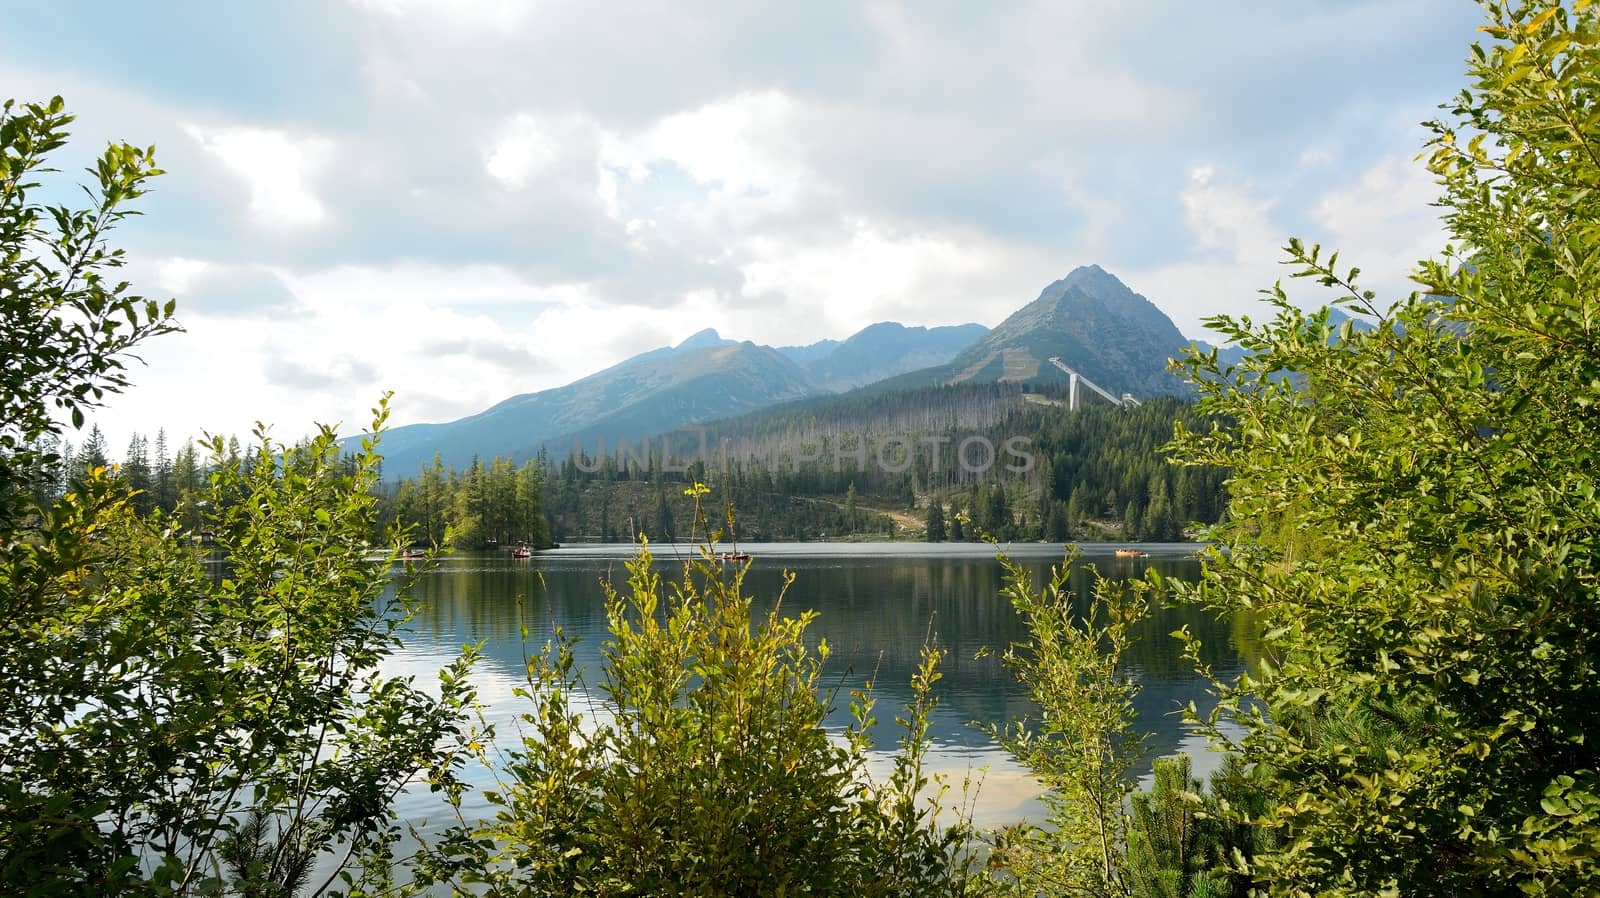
<box><xmin>400</xmin><ymin>545</ymin><xmax>1250</xmax><ymax>773</ymax></box>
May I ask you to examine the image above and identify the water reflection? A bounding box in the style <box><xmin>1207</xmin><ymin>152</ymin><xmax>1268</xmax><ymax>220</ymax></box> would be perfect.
<box><xmin>392</xmin><ymin>542</ymin><xmax>1248</xmax><ymax>829</ymax></box>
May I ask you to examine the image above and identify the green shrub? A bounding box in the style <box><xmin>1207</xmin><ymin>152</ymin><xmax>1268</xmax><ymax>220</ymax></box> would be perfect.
<box><xmin>420</xmin><ymin>493</ymin><xmax>979</xmax><ymax>897</ymax></box>
<box><xmin>1170</xmin><ymin>2</ymin><xmax>1600</xmax><ymax>892</ymax></box>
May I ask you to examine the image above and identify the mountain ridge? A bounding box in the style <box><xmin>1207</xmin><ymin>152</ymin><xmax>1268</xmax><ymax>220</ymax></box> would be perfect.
<box><xmin>785</xmin><ymin>321</ymin><xmax>987</xmax><ymax>392</ymax></box>
<box><xmin>373</xmin><ymin>320</ymin><xmax>987</xmax><ymax>474</ymax></box>
<box><xmin>368</xmin><ymin>266</ymin><xmax>1207</xmax><ymax>475</ymax></box>
<box><xmin>935</xmin><ymin>265</ymin><xmax>1194</xmax><ymax>396</ymax></box>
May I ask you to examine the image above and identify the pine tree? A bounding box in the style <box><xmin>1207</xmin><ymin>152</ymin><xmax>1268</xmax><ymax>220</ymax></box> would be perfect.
<box><xmin>76</xmin><ymin>424</ymin><xmax>109</xmax><ymax>485</ymax></box>
<box><xmin>1141</xmin><ymin>476</ymin><xmax>1177</xmax><ymax>542</ymax></box>
<box><xmin>516</xmin><ymin>460</ymin><xmax>548</xmax><ymax>547</ymax></box>
<box><xmin>987</xmin><ymin>485</ymin><xmax>1010</xmax><ymax>539</ymax></box>
<box><xmin>925</xmin><ymin>501</ymin><xmax>946</xmax><ymax>542</ymax></box>
<box><xmin>1046</xmin><ymin>501</ymin><xmax>1069</xmax><ymax>543</ymax></box>
<box><xmin>123</xmin><ymin>433</ymin><xmax>152</xmax><ymax>515</ymax></box>
<box><xmin>153</xmin><ymin>428</ymin><xmax>174</xmax><ymax>513</ymax></box>
<box><xmin>1067</xmin><ymin>489</ymin><xmax>1087</xmax><ymax>531</ymax></box>
<box><xmin>654</xmin><ymin>490</ymin><xmax>675</xmax><ymax>542</ymax></box>
<box><xmin>172</xmin><ymin>440</ymin><xmax>202</xmax><ymax>530</ymax></box>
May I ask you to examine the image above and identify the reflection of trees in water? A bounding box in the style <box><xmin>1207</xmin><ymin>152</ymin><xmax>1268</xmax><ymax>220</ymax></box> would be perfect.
<box><xmin>399</xmin><ymin>550</ymin><xmax>1249</xmax><ymax>766</ymax></box>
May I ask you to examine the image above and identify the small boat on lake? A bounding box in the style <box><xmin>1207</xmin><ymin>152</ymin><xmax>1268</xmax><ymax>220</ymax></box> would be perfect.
<box><xmin>512</xmin><ymin>546</ymin><xmax>533</xmax><ymax>559</ymax></box>
<box><xmin>715</xmin><ymin>551</ymin><xmax>751</xmax><ymax>563</ymax></box>
<box><xmin>1113</xmin><ymin>548</ymin><xmax>1147</xmax><ymax>558</ymax></box>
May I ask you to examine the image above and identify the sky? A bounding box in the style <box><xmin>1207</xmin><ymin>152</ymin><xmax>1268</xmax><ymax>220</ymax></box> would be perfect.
<box><xmin>6</xmin><ymin>0</ymin><xmax>1485</xmax><ymax>450</ymax></box>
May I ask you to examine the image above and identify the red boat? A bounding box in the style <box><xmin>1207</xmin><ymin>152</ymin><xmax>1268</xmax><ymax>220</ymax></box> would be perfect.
<box><xmin>715</xmin><ymin>551</ymin><xmax>751</xmax><ymax>563</ymax></box>
<box><xmin>512</xmin><ymin>547</ymin><xmax>533</xmax><ymax>559</ymax></box>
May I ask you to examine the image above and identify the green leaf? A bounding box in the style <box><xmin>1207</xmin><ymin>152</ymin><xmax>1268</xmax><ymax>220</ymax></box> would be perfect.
<box><xmin>1541</xmin><ymin>796</ymin><xmax>1573</xmax><ymax>816</ymax></box>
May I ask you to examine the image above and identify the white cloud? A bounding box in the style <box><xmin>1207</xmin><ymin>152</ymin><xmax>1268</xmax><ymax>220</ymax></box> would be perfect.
<box><xmin>485</xmin><ymin>115</ymin><xmax>563</xmax><ymax>188</ymax></box>
<box><xmin>283</xmin><ymin>261</ymin><xmax>549</xmax><ymax>307</ymax></box>
<box><xmin>184</xmin><ymin>124</ymin><xmax>332</xmax><ymax>228</ymax></box>
<box><xmin>23</xmin><ymin>0</ymin><xmax>1487</xmax><ymax>447</ymax></box>
<box><xmin>644</xmin><ymin>92</ymin><xmax>796</xmax><ymax>196</ymax></box>
<box><xmin>132</xmin><ymin>256</ymin><xmax>300</xmax><ymax>319</ymax></box>
<box><xmin>1299</xmin><ymin>145</ymin><xmax>1336</xmax><ymax>168</ymax></box>
<box><xmin>87</xmin><ymin>264</ymin><xmax>610</xmax><ymax>445</ymax></box>
<box><xmin>1312</xmin><ymin>153</ymin><xmax>1446</xmax><ymax>297</ymax></box>
<box><xmin>520</xmin><ymin>296</ymin><xmax>690</xmax><ymax>376</ymax></box>
<box><xmin>1179</xmin><ymin>165</ymin><xmax>1279</xmax><ymax>260</ymax></box>
<box><xmin>362</xmin><ymin>52</ymin><xmax>431</xmax><ymax>104</ymax></box>
<box><xmin>154</xmin><ymin>257</ymin><xmax>212</xmax><ymax>293</ymax></box>
<box><xmin>184</xmin><ymin>264</ymin><xmax>302</xmax><ymax>318</ymax></box>
<box><xmin>1129</xmin><ymin>165</ymin><xmax>1289</xmax><ymax>338</ymax></box>
<box><xmin>735</xmin><ymin>224</ymin><xmax>1049</xmax><ymax>340</ymax></box>
<box><xmin>347</xmin><ymin>0</ymin><xmax>535</xmax><ymax>30</ymax></box>
<box><xmin>601</xmin><ymin>91</ymin><xmax>805</xmax><ymax>206</ymax></box>
<box><xmin>595</xmin><ymin>165</ymin><xmax>621</xmax><ymax>218</ymax></box>
<box><xmin>1131</xmin><ymin>155</ymin><xmax>1449</xmax><ymax>339</ymax></box>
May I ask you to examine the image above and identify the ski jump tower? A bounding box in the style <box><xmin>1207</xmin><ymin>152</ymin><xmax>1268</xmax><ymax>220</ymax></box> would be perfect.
<box><xmin>1047</xmin><ymin>356</ymin><xmax>1142</xmax><ymax>410</ymax></box>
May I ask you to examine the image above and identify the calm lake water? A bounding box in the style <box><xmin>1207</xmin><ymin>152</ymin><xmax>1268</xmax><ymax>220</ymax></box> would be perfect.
<box><xmin>386</xmin><ymin>541</ymin><xmax>1250</xmax><ymax>832</ymax></box>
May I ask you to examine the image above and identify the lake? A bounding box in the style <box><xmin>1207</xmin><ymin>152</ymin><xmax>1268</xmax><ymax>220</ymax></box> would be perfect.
<box><xmin>386</xmin><ymin>541</ymin><xmax>1249</xmax><ymax>832</ymax></box>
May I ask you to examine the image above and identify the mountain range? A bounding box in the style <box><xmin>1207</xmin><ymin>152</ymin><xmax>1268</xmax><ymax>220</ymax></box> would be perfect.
<box><xmin>371</xmin><ymin>266</ymin><xmax>1206</xmax><ymax>476</ymax></box>
<box><xmin>779</xmin><ymin>321</ymin><xmax>989</xmax><ymax>392</ymax></box>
